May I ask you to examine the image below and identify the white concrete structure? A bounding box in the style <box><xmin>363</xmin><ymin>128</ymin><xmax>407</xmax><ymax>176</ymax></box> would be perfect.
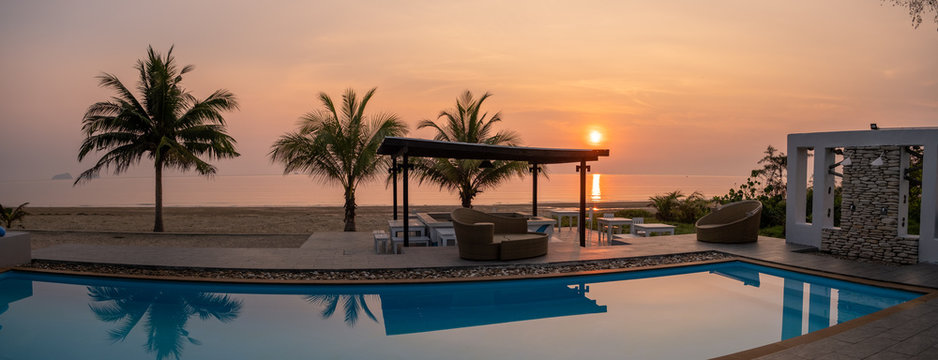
<box><xmin>0</xmin><ymin>231</ymin><xmax>31</xmax><ymax>267</ymax></box>
<box><xmin>786</xmin><ymin>128</ymin><xmax>938</xmax><ymax>263</ymax></box>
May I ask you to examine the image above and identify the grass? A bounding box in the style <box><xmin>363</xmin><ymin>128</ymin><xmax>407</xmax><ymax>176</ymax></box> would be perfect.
<box><xmin>555</xmin><ymin>209</ymin><xmax>778</xmax><ymax>238</ymax></box>
<box><xmin>759</xmin><ymin>225</ymin><xmax>784</xmax><ymax>238</ymax></box>
<box><xmin>660</xmin><ymin>221</ymin><xmax>696</xmax><ymax>235</ymax></box>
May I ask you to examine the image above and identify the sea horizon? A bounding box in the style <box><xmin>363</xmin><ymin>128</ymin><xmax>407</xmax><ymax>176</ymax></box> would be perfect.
<box><xmin>0</xmin><ymin>173</ymin><xmax>748</xmax><ymax>208</ymax></box>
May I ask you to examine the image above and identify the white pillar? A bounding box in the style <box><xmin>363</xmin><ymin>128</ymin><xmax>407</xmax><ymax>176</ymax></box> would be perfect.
<box><xmin>786</xmin><ymin>144</ymin><xmax>816</xmax><ymax>246</ymax></box>
<box><xmin>814</xmin><ymin>148</ymin><xmax>835</xmax><ymax>229</ymax></box>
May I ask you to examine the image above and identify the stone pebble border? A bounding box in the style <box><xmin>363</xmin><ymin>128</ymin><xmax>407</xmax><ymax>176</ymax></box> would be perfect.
<box><xmin>22</xmin><ymin>251</ymin><xmax>733</xmax><ymax>281</ymax></box>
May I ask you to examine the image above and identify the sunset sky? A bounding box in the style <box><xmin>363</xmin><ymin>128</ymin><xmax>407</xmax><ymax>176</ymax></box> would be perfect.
<box><xmin>1</xmin><ymin>0</ymin><xmax>935</xmax><ymax>182</ymax></box>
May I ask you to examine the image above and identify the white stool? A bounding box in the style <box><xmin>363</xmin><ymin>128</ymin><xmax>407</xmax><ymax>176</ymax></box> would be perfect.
<box><xmin>436</xmin><ymin>228</ymin><xmax>458</xmax><ymax>246</ymax></box>
<box><xmin>373</xmin><ymin>230</ymin><xmax>389</xmax><ymax>254</ymax></box>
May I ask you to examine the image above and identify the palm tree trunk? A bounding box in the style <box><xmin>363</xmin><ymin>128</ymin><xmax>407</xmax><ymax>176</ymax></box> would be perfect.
<box><xmin>461</xmin><ymin>196</ymin><xmax>472</xmax><ymax>208</ymax></box>
<box><xmin>460</xmin><ymin>185</ymin><xmax>473</xmax><ymax>208</ymax></box>
<box><xmin>343</xmin><ymin>186</ymin><xmax>356</xmax><ymax>232</ymax></box>
<box><xmin>154</xmin><ymin>162</ymin><xmax>165</xmax><ymax>232</ymax></box>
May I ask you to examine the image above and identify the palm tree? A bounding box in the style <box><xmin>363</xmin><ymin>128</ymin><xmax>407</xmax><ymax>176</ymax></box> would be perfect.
<box><xmin>75</xmin><ymin>45</ymin><xmax>240</xmax><ymax>232</ymax></box>
<box><xmin>88</xmin><ymin>286</ymin><xmax>242</xmax><ymax>360</ymax></box>
<box><xmin>270</xmin><ymin>88</ymin><xmax>407</xmax><ymax>231</ymax></box>
<box><xmin>413</xmin><ymin>90</ymin><xmax>528</xmax><ymax>208</ymax></box>
<box><xmin>0</xmin><ymin>202</ymin><xmax>29</xmax><ymax>228</ymax></box>
<box><xmin>649</xmin><ymin>190</ymin><xmax>684</xmax><ymax>222</ymax></box>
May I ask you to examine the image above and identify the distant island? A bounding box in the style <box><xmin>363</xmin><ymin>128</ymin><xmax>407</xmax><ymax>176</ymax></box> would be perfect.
<box><xmin>51</xmin><ymin>172</ymin><xmax>73</xmax><ymax>180</ymax></box>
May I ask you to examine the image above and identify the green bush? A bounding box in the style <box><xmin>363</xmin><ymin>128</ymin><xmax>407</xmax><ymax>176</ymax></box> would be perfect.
<box><xmin>759</xmin><ymin>225</ymin><xmax>785</xmax><ymax>238</ymax></box>
<box><xmin>649</xmin><ymin>191</ymin><xmax>711</xmax><ymax>223</ymax></box>
<box><xmin>615</xmin><ymin>209</ymin><xmax>654</xmax><ymax>218</ymax></box>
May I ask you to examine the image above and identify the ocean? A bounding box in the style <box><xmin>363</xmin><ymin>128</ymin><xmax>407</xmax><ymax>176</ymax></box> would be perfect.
<box><xmin>0</xmin><ymin>173</ymin><xmax>747</xmax><ymax>207</ymax></box>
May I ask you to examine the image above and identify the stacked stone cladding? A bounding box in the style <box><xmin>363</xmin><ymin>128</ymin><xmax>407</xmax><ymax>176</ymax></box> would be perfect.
<box><xmin>820</xmin><ymin>146</ymin><xmax>918</xmax><ymax>264</ymax></box>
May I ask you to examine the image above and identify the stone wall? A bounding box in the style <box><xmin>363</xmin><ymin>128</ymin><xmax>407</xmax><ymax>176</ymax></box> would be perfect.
<box><xmin>820</xmin><ymin>146</ymin><xmax>918</xmax><ymax>264</ymax></box>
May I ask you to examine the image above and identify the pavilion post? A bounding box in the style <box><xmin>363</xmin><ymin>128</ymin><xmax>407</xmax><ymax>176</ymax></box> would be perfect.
<box><xmin>530</xmin><ymin>163</ymin><xmax>539</xmax><ymax>216</ymax></box>
<box><xmin>402</xmin><ymin>154</ymin><xmax>409</xmax><ymax>247</ymax></box>
<box><xmin>577</xmin><ymin>161</ymin><xmax>589</xmax><ymax>247</ymax></box>
<box><xmin>391</xmin><ymin>156</ymin><xmax>398</xmax><ymax>220</ymax></box>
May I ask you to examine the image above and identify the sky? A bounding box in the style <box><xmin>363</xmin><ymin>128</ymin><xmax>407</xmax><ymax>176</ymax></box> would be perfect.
<box><xmin>1</xmin><ymin>0</ymin><xmax>936</xmax><ymax>182</ymax></box>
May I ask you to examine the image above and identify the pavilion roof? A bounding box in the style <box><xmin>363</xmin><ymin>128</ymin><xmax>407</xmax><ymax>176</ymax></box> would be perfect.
<box><xmin>377</xmin><ymin>137</ymin><xmax>609</xmax><ymax>164</ymax></box>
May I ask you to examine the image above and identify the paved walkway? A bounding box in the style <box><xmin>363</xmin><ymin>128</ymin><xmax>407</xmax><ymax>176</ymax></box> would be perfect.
<box><xmin>31</xmin><ymin>231</ymin><xmax>938</xmax><ymax>288</ymax></box>
<box><xmin>27</xmin><ymin>230</ymin><xmax>938</xmax><ymax>359</ymax></box>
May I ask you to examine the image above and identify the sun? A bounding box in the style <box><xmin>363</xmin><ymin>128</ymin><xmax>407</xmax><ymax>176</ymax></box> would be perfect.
<box><xmin>588</xmin><ymin>130</ymin><xmax>602</xmax><ymax>145</ymax></box>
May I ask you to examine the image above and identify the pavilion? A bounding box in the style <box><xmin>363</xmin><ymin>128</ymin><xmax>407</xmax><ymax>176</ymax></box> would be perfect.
<box><xmin>377</xmin><ymin>137</ymin><xmax>610</xmax><ymax>247</ymax></box>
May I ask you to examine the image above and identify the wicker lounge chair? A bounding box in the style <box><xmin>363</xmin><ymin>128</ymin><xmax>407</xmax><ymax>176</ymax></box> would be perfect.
<box><xmin>695</xmin><ymin>200</ymin><xmax>762</xmax><ymax>243</ymax></box>
<box><xmin>451</xmin><ymin>208</ymin><xmax>549</xmax><ymax>260</ymax></box>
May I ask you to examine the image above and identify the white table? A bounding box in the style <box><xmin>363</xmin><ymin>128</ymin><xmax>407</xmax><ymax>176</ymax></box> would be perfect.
<box><xmin>632</xmin><ymin>223</ymin><xmax>676</xmax><ymax>237</ymax></box>
<box><xmin>388</xmin><ymin>219</ymin><xmax>431</xmax><ymax>247</ymax></box>
<box><xmin>597</xmin><ymin>217</ymin><xmax>633</xmax><ymax>245</ymax></box>
<box><xmin>550</xmin><ymin>208</ymin><xmax>581</xmax><ymax>232</ymax></box>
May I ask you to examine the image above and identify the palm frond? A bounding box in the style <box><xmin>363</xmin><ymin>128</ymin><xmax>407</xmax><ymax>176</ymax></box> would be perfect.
<box><xmin>270</xmin><ymin>88</ymin><xmax>407</xmax><ymax>230</ymax></box>
<box><xmin>412</xmin><ymin>90</ymin><xmax>524</xmax><ymax>207</ymax></box>
<box><xmin>186</xmin><ymin>293</ymin><xmax>242</xmax><ymax>323</ymax></box>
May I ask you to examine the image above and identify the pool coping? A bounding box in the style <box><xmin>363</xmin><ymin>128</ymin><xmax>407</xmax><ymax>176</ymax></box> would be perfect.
<box><xmin>4</xmin><ymin>257</ymin><xmax>936</xmax><ymax>360</ymax></box>
<box><xmin>7</xmin><ymin>254</ymin><xmax>736</xmax><ymax>285</ymax></box>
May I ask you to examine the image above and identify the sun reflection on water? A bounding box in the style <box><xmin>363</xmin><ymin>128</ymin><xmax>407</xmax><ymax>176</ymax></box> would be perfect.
<box><xmin>591</xmin><ymin>173</ymin><xmax>602</xmax><ymax>206</ymax></box>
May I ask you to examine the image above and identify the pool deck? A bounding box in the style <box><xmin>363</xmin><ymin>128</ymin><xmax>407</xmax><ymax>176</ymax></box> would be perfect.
<box><xmin>25</xmin><ymin>230</ymin><xmax>938</xmax><ymax>359</ymax></box>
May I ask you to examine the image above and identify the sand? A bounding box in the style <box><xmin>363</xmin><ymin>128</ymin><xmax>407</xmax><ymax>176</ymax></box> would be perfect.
<box><xmin>16</xmin><ymin>202</ymin><xmax>653</xmax><ymax>249</ymax></box>
<box><xmin>21</xmin><ymin>203</ymin><xmax>652</xmax><ymax>233</ymax></box>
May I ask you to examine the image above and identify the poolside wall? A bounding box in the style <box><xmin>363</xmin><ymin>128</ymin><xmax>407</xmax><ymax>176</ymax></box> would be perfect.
<box><xmin>821</xmin><ymin>146</ymin><xmax>918</xmax><ymax>264</ymax></box>
<box><xmin>0</xmin><ymin>231</ymin><xmax>32</xmax><ymax>267</ymax></box>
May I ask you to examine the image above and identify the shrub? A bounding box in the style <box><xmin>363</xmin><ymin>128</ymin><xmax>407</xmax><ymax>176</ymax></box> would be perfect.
<box><xmin>649</xmin><ymin>191</ymin><xmax>683</xmax><ymax>222</ymax></box>
<box><xmin>0</xmin><ymin>202</ymin><xmax>29</xmax><ymax>228</ymax></box>
<box><xmin>675</xmin><ymin>192</ymin><xmax>710</xmax><ymax>223</ymax></box>
<box><xmin>759</xmin><ymin>225</ymin><xmax>785</xmax><ymax>238</ymax></box>
<box><xmin>615</xmin><ymin>209</ymin><xmax>654</xmax><ymax>218</ymax></box>
<box><xmin>649</xmin><ymin>191</ymin><xmax>711</xmax><ymax>223</ymax></box>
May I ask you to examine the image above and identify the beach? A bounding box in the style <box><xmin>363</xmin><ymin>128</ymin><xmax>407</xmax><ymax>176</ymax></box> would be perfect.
<box><xmin>18</xmin><ymin>203</ymin><xmax>653</xmax><ymax>249</ymax></box>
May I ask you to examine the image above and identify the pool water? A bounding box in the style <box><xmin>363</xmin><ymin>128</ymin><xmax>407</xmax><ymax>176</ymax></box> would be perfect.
<box><xmin>0</xmin><ymin>262</ymin><xmax>921</xmax><ymax>360</ymax></box>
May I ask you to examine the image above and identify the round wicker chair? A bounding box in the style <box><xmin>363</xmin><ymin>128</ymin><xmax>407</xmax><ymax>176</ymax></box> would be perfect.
<box><xmin>451</xmin><ymin>208</ymin><xmax>548</xmax><ymax>260</ymax></box>
<box><xmin>695</xmin><ymin>200</ymin><xmax>762</xmax><ymax>243</ymax></box>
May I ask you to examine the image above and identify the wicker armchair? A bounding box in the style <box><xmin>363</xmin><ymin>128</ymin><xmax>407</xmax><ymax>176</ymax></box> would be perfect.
<box><xmin>451</xmin><ymin>208</ymin><xmax>548</xmax><ymax>260</ymax></box>
<box><xmin>695</xmin><ymin>200</ymin><xmax>762</xmax><ymax>243</ymax></box>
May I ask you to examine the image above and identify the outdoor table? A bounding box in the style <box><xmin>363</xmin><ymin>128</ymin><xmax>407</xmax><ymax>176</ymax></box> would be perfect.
<box><xmin>550</xmin><ymin>208</ymin><xmax>580</xmax><ymax>232</ymax></box>
<box><xmin>597</xmin><ymin>217</ymin><xmax>633</xmax><ymax>245</ymax></box>
<box><xmin>388</xmin><ymin>219</ymin><xmax>431</xmax><ymax>246</ymax></box>
<box><xmin>633</xmin><ymin>223</ymin><xmax>676</xmax><ymax>237</ymax></box>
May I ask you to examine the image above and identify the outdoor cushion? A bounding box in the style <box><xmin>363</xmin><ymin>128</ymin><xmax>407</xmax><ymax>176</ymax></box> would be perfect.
<box><xmin>494</xmin><ymin>233</ymin><xmax>546</xmax><ymax>243</ymax></box>
<box><xmin>499</xmin><ymin>232</ymin><xmax>549</xmax><ymax>260</ymax></box>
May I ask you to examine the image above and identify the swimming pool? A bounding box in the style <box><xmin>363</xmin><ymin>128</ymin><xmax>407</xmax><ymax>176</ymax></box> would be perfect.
<box><xmin>0</xmin><ymin>262</ymin><xmax>921</xmax><ymax>359</ymax></box>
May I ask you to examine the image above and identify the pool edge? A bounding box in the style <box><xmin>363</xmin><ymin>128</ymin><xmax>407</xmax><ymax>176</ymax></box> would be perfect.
<box><xmin>8</xmin><ymin>255</ymin><xmax>738</xmax><ymax>285</ymax></box>
<box><xmin>714</xmin><ymin>290</ymin><xmax>938</xmax><ymax>360</ymax></box>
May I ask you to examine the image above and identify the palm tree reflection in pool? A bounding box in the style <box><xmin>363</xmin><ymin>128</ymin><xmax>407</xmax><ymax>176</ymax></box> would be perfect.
<box><xmin>305</xmin><ymin>294</ymin><xmax>378</xmax><ymax>327</ymax></box>
<box><xmin>88</xmin><ymin>286</ymin><xmax>242</xmax><ymax>360</ymax></box>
